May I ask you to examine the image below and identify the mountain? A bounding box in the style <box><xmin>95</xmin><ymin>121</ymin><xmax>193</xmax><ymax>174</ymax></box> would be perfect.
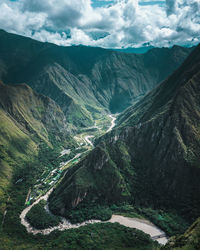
<box><xmin>162</xmin><ymin>217</ymin><xmax>200</xmax><ymax>249</ymax></box>
<box><xmin>0</xmin><ymin>81</ymin><xmax>75</xmax><ymax>216</ymax></box>
<box><xmin>112</xmin><ymin>46</ymin><xmax>155</xmax><ymax>54</ymax></box>
<box><xmin>0</xmin><ymin>29</ymin><xmax>193</xmax><ymax>127</ymax></box>
<box><xmin>49</xmin><ymin>44</ymin><xmax>200</xmax><ymax>223</ymax></box>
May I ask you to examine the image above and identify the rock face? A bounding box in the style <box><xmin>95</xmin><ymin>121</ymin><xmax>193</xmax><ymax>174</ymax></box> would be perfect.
<box><xmin>0</xmin><ymin>29</ymin><xmax>193</xmax><ymax>127</ymax></box>
<box><xmin>49</xmin><ymin>44</ymin><xmax>200</xmax><ymax>221</ymax></box>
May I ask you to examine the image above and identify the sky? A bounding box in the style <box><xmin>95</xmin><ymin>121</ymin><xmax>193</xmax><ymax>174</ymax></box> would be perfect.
<box><xmin>0</xmin><ymin>0</ymin><xmax>200</xmax><ymax>48</ymax></box>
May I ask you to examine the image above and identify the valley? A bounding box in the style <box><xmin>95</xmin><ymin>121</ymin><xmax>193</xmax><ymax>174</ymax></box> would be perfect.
<box><xmin>0</xmin><ymin>29</ymin><xmax>193</xmax><ymax>128</ymax></box>
<box><xmin>0</xmin><ymin>29</ymin><xmax>199</xmax><ymax>250</ymax></box>
<box><xmin>19</xmin><ymin>114</ymin><xmax>168</xmax><ymax>246</ymax></box>
<box><xmin>24</xmin><ymin>114</ymin><xmax>117</xmax><ymax>205</ymax></box>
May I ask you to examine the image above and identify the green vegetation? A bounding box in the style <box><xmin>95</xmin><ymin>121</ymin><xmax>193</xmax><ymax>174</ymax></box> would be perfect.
<box><xmin>136</xmin><ymin>207</ymin><xmax>189</xmax><ymax>237</ymax></box>
<box><xmin>110</xmin><ymin>204</ymin><xmax>144</xmax><ymax>219</ymax></box>
<box><xmin>26</xmin><ymin>200</ymin><xmax>61</xmax><ymax>229</ymax></box>
<box><xmin>1</xmin><ymin>29</ymin><xmax>192</xmax><ymax>128</ymax></box>
<box><xmin>48</xmin><ymin>141</ymin><xmax>133</xmax><ymax>215</ymax></box>
<box><xmin>110</xmin><ymin>204</ymin><xmax>188</xmax><ymax>237</ymax></box>
<box><xmin>162</xmin><ymin>217</ymin><xmax>200</xmax><ymax>250</ymax></box>
<box><xmin>0</xmin><ymin>81</ymin><xmax>77</xmax><ymax>220</ymax></box>
<box><xmin>0</xmin><ymin>144</ymin><xmax>159</xmax><ymax>249</ymax></box>
<box><xmin>0</xmin><ymin>30</ymin><xmax>199</xmax><ymax>248</ymax></box>
<box><xmin>61</xmin><ymin>203</ymin><xmax>189</xmax><ymax>236</ymax></box>
<box><xmin>1</xmin><ymin>221</ymin><xmax>159</xmax><ymax>250</ymax></box>
<box><xmin>0</xmin><ymin>108</ymin><xmax>37</xmax><ymax>218</ymax></box>
<box><xmin>49</xmin><ymin>45</ymin><xmax>200</xmax><ymax>238</ymax></box>
<box><xmin>64</xmin><ymin>204</ymin><xmax>112</xmax><ymax>224</ymax></box>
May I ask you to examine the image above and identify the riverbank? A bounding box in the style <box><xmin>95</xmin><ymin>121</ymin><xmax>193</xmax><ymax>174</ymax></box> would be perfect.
<box><xmin>20</xmin><ymin>186</ymin><xmax>167</xmax><ymax>245</ymax></box>
<box><xmin>110</xmin><ymin>215</ymin><xmax>168</xmax><ymax>245</ymax></box>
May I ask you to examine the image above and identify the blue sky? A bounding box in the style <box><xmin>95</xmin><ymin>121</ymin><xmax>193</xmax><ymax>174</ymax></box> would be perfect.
<box><xmin>92</xmin><ymin>0</ymin><xmax>115</xmax><ymax>8</ymax></box>
<box><xmin>92</xmin><ymin>1</ymin><xmax>166</xmax><ymax>7</ymax></box>
<box><xmin>0</xmin><ymin>0</ymin><xmax>200</xmax><ymax>48</ymax></box>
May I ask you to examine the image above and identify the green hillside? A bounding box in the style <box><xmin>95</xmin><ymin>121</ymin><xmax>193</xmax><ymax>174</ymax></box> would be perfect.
<box><xmin>49</xmin><ymin>44</ymin><xmax>200</xmax><ymax>229</ymax></box>
<box><xmin>0</xmin><ymin>30</ymin><xmax>199</xmax><ymax>249</ymax></box>
<box><xmin>0</xmin><ymin>81</ymin><xmax>75</xmax><ymax>220</ymax></box>
<box><xmin>0</xmin><ymin>29</ymin><xmax>193</xmax><ymax>127</ymax></box>
<box><xmin>162</xmin><ymin>217</ymin><xmax>200</xmax><ymax>249</ymax></box>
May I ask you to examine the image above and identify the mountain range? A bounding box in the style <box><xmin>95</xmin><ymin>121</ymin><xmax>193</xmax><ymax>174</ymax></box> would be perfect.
<box><xmin>49</xmin><ymin>44</ymin><xmax>200</xmax><ymax>223</ymax></box>
<box><xmin>0</xmin><ymin>29</ymin><xmax>193</xmax><ymax>127</ymax></box>
<box><xmin>0</xmin><ymin>29</ymin><xmax>199</xmax><ymax>249</ymax></box>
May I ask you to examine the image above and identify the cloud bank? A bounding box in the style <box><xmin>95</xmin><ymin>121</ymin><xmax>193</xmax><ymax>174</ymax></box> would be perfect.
<box><xmin>0</xmin><ymin>0</ymin><xmax>199</xmax><ymax>48</ymax></box>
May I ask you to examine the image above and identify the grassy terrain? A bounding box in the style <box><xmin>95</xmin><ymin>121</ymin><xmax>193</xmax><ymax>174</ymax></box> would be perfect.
<box><xmin>0</xmin><ymin>81</ymin><xmax>76</xmax><ymax>223</ymax></box>
<box><xmin>0</xmin><ymin>31</ymin><xmax>199</xmax><ymax>248</ymax></box>
<box><xmin>0</xmin><ymin>108</ymin><xmax>37</xmax><ymax>219</ymax></box>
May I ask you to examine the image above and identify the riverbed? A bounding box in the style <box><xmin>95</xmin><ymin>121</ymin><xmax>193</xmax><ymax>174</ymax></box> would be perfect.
<box><xmin>20</xmin><ymin>190</ymin><xmax>167</xmax><ymax>245</ymax></box>
<box><xmin>110</xmin><ymin>215</ymin><xmax>168</xmax><ymax>245</ymax></box>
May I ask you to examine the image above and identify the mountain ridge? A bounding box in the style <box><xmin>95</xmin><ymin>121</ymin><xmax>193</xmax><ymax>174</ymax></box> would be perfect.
<box><xmin>49</xmin><ymin>44</ymin><xmax>200</xmax><ymax>223</ymax></box>
<box><xmin>0</xmin><ymin>29</ymin><xmax>194</xmax><ymax>127</ymax></box>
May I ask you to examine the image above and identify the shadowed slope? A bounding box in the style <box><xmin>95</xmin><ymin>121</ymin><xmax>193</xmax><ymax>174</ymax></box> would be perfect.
<box><xmin>49</xmin><ymin>45</ymin><xmax>200</xmax><ymax>223</ymax></box>
<box><xmin>0</xmin><ymin>29</ymin><xmax>193</xmax><ymax>127</ymax></box>
<box><xmin>162</xmin><ymin>217</ymin><xmax>200</xmax><ymax>249</ymax></box>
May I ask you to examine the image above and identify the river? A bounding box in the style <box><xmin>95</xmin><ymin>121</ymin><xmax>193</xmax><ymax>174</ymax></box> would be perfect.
<box><xmin>84</xmin><ymin>135</ymin><xmax>94</xmax><ymax>146</ymax></box>
<box><xmin>19</xmin><ymin>114</ymin><xmax>168</xmax><ymax>245</ymax></box>
<box><xmin>20</xmin><ymin>187</ymin><xmax>167</xmax><ymax>245</ymax></box>
<box><xmin>106</xmin><ymin>114</ymin><xmax>117</xmax><ymax>132</ymax></box>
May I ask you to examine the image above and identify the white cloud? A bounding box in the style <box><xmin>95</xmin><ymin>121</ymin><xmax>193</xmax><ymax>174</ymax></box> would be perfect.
<box><xmin>0</xmin><ymin>0</ymin><xmax>199</xmax><ymax>48</ymax></box>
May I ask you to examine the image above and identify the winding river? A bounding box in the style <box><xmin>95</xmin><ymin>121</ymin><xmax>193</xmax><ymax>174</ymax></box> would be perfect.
<box><xmin>84</xmin><ymin>135</ymin><xmax>94</xmax><ymax>146</ymax></box>
<box><xmin>20</xmin><ymin>114</ymin><xmax>168</xmax><ymax>245</ymax></box>
<box><xmin>20</xmin><ymin>186</ymin><xmax>167</xmax><ymax>245</ymax></box>
<box><xmin>106</xmin><ymin>114</ymin><xmax>117</xmax><ymax>132</ymax></box>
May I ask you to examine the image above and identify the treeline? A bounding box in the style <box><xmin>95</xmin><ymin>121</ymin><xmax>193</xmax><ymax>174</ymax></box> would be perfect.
<box><xmin>26</xmin><ymin>200</ymin><xmax>61</xmax><ymax>229</ymax></box>
<box><xmin>65</xmin><ymin>205</ymin><xmax>112</xmax><ymax>224</ymax></box>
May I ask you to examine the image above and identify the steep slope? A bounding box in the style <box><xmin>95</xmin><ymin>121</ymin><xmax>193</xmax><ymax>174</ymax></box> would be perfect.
<box><xmin>49</xmin><ymin>44</ymin><xmax>200</xmax><ymax>222</ymax></box>
<box><xmin>162</xmin><ymin>217</ymin><xmax>200</xmax><ymax>249</ymax></box>
<box><xmin>0</xmin><ymin>29</ymin><xmax>193</xmax><ymax>127</ymax></box>
<box><xmin>0</xmin><ymin>81</ymin><xmax>75</xmax><ymax>218</ymax></box>
<box><xmin>0</xmin><ymin>81</ymin><xmax>74</xmax><ymax>146</ymax></box>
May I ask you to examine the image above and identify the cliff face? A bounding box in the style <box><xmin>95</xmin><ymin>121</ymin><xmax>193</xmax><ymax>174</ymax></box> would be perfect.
<box><xmin>0</xmin><ymin>30</ymin><xmax>193</xmax><ymax>127</ymax></box>
<box><xmin>49</xmin><ymin>45</ymin><xmax>200</xmax><ymax>221</ymax></box>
